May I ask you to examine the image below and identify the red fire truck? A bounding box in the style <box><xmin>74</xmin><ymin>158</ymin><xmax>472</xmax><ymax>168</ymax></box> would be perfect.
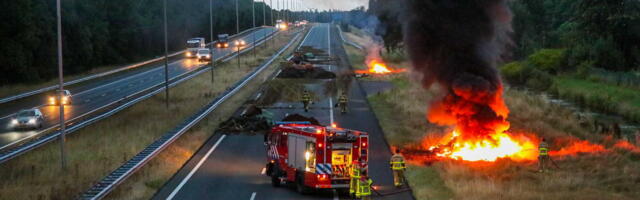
<box><xmin>265</xmin><ymin>122</ymin><xmax>369</xmax><ymax>194</ymax></box>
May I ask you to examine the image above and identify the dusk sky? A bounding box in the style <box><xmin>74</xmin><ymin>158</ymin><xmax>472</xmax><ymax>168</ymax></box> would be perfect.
<box><xmin>263</xmin><ymin>0</ymin><xmax>369</xmax><ymax>11</ymax></box>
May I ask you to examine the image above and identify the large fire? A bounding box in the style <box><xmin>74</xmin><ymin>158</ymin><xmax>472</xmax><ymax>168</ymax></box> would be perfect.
<box><xmin>427</xmin><ymin>130</ymin><xmax>538</xmax><ymax>162</ymax></box>
<box><xmin>409</xmin><ymin>84</ymin><xmax>619</xmax><ymax>163</ymax></box>
<box><xmin>356</xmin><ymin>60</ymin><xmax>405</xmax><ymax>75</ymax></box>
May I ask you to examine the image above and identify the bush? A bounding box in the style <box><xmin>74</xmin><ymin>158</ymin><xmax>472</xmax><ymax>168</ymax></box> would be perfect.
<box><xmin>501</xmin><ymin>61</ymin><xmax>553</xmax><ymax>90</ymax></box>
<box><xmin>527</xmin><ymin>49</ymin><xmax>566</xmax><ymax>74</ymax></box>
<box><xmin>501</xmin><ymin>61</ymin><xmax>528</xmax><ymax>85</ymax></box>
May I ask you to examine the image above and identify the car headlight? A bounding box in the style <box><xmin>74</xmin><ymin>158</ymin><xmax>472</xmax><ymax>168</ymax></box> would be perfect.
<box><xmin>186</xmin><ymin>52</ymin><xmax>191</xmax><ymax>56</ymax></box>
<box><xmin>11</xmin><ymin>119</ymin><xmax>18</xmax><ymax>125</ymax></box>
<box><xmin>28</xmin><ymin>118</ymin><xmax>36</xmax><ymax>124</ymax></box>
<box><xmin>206</xmin><ymin>55</ymin><xmax>210</xmax><ymax>58</ymax></box>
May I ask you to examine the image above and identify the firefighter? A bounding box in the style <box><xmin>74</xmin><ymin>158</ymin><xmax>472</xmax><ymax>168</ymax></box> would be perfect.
<box><xmin>390</xmin><ymin>149</ymin><xmax>406</xmax><ymax>187</ymax></box>
<box><xmin>349</xmin><ymin>159</ymin><xmax>361</xmax><ymax>197</ymax></box>
<box><xmin>356</xmin><ymin>171</ymin><xmax>373</xmax><ymax>200</ymax></box>
<box><xmin>301</xmin><ymin>90</ymin><xmax>311</xmax><ymax>112</ymax></box>
<box><xmin>538</xmin><ymin>137</ymin><xmax>550</xmax><ymax>173</ymax></box>
<box><xmin>338</xmin><ymin>91</ymin><xmax>348</xmax><ymax>114</ymax></box>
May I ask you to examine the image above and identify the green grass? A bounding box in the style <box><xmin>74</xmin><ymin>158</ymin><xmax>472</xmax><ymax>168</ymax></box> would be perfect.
<box><xmin>0</xmin><ymin>29</ymin><xmax>302</xmax><ymax>200</ymax></box>
<box><xmin>343</xmin><ymin>26</ymin><xmax>640</xmax><ymax>200</ymax></box>
<box><xmin>552</xmin><ymin>76</ymin><xmax>640</xmax><ymax>122</ymax></box>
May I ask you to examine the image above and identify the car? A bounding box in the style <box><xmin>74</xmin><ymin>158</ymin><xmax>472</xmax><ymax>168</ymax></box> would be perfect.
<box><xmin>10</xmin><ymin>109</ymin><xmax>45</xmax><ymax>130</ymax></box>
<box><xmin>234</xmin><ymin>39</ymin><xmax>247</xmax><ymax>47</ymax></box>
<box><xmin>48</xmin><ymin>90</ymin><xmax>72</xmax><ymax>105</ymax></box>
<box><xmin>216</xmin><ymin>34</ymin><xmax>230</xmax><ymax>48</ymax></box>
<box><xmin>196</xmin><ymin>48</ymin><xmax>212</xmax><ymax>62</ymax></box>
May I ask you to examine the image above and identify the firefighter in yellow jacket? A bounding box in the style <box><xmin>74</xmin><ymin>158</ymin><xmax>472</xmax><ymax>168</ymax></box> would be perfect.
<box><xmin>338</xmin><ymin>91</ymin><xmax>348</xmax><ymax>114</ymax></box>
<box><xmin>538</xmin><ymin>137</ymin><xmax>550</xmax><ymax>172</ymax></box>
<box><xmin>390</xmin><ymin>149</ymin><xmax>406</xmax><ymax>187</ymax></box>
<box><xmin>349</xmin><ymin>159</ymin><xmax>361</xmax><ymax>197</ymax></box>
<box><xmin>301</xmin><ymin>90</ymin><xmax>311</xmax><ymax>112</ymax></box>
<box><xmin>356</xmin><ymin>171</ymin><xmax>373</xmax><ymax>200</ymax></box>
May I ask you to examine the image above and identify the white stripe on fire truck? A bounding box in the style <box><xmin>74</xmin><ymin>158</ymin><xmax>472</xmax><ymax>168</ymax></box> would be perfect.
<box><xmin>316</xmin><ymin>163</ymin><xmax>332</xmax><ymax>174</ymax></box>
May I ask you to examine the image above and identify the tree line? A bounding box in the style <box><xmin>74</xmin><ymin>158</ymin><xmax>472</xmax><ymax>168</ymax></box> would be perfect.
<box><xmin>0</xmin><ymin>0</ymin><xmax>284</xmax><ymax>85</ymax></box>
<box><xmin>362</xmin><ymin>0</ymin><xmax>639</xmax><ymax>72</ymax></box>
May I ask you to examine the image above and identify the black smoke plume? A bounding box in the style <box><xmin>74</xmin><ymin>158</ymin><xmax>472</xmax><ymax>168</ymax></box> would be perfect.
<box><xmin>400</xmin><ymin>0</ymin><xmax>513</xmax><ymax>138</ymax></box>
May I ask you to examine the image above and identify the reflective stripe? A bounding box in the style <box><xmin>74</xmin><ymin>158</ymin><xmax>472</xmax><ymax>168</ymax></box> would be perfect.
<box><xmin>316</xmin><ymin>164</ymin><xmax>333</xmax><ymax>174</ymax></box>
<box><xmin>539</xmin><ymin>147</ymin><xmax>548</xmax><ymax>155</ymax></box>
<box><xmin>390</xmin><ymin>161</ymin><xmax>406</xmax><ymax>170</ymax></box>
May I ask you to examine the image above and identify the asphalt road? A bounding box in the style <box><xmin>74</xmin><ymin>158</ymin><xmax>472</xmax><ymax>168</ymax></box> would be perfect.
<box><xmin>0</xmin><ymin>27</ymin><xmax>276</xmax><ymax>150</ymax></box>
<box><xmin>153</xmin><ymin>24</ymin><xmax>414</xmax><ymax>200</ymax></box>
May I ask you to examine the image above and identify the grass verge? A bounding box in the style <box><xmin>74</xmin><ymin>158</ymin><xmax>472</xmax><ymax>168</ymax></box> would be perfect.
<box><xmin>552</xmin><ymin>76</ymin><xmax>640</xmax><ymax>122</ymax></box>
<box><xmin>0</xmin><ymin>29</ymin><xmax>302</xmax><ymax>200</ymax></box>
<box><xmin>344</xmin><ymin>28</ymin><xmax>640</xmax><ymax>200</ymax></box>
<box><xmin>105</xmin><ymin>29</ymin><xmax>306</xmax><ymax>200</ymax></box>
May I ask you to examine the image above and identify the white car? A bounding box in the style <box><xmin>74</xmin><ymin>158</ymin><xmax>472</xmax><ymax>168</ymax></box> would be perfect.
<box><xmin>196</xmin><ymin>48</ymin><xmax>212</xmax><ymax>62</ymax></box>
<box><xmin>10</xmin><ymin>109</ymin><xmax>45</xmax><ymax>130</ymax></box>
<box><xmin>48</xmin><ymin>90</ymin><xmax>72</xmax><ymax>105</ymax></box>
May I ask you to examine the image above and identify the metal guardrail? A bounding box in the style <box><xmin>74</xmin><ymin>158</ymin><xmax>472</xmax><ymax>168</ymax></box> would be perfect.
<box><xmin>0</xmin><ymin>27</ymin><xmax>265</xmax><ymax>105</ymax></box>
<box><xmin>80</xmin><ymin>29</ymin><xmax>304</xmax><ymax>200</ymax></box>
<box><xmin>0</xmin><ymin>28</ymin><xmax>280</xmax><ymax>164</ymax></box>
<box><xmin>337</xmin><ymin>26</ymin><xmax>364</xmax><ymax>50</ymax></box>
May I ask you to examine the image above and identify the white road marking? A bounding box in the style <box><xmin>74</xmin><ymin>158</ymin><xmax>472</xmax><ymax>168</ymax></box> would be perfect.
<box><xmin>333</xmin><ymin>189</ymin><xmax>339</xmax><ymax>200</ymax></box>
<box><xmin>261</xmin><ymin>167</ymin><xmax>266</xmax><ymax>175</ymax></box>
<box><xmin>250</xmin><ymin>192</ymin><xmax>257</xmax><ymax>200</ymax></box>
<box><xmin>328</xmin><ymin>23</ymin><xmax>331</xmax><ymax>57</ymax></box>
<box><xmin>166</xmin><ymin>135</ymin><xmax>227</xmax><ymax>200</ymax></box>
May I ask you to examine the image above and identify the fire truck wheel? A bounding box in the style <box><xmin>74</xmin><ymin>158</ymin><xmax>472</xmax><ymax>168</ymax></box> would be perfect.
<box><xmin>270</xmin><ymin>164</ymin><xmax>281</xmax><ymax>187</ymax></box>
<box><xmin>265</xmin><ymin>163</ymin><xmax>273</xmax><ymax>176</ymax></box>
<box><xmin>271</xmin><ymin>174</ymin><xmax>281</xmax><ymax>187</ymax></box>
<box><xmin>295</xmin><ymin>172</ymin><xmax>312</xmax><ymax>194</ymax></box>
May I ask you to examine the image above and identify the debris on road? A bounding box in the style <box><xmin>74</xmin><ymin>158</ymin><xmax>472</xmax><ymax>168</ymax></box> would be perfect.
<box><xmin>216</xmin><ymin>105</ymin><xmax>274</xmax><ymax>134</ymax></box>
<box><xmin>281</xmin><ymin>113</ymin><xmax>320</xmax><ymax>125</ymax></box>
<box><xmin>277</xmin><ymin>65</ymin><xmax>336</xmax><ymax>79</ymax></box>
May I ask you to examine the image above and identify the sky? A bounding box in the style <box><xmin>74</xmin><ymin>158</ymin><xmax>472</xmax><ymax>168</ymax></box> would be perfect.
<box><xmin>263</xmin><ymin>0</ymin><xmax>369</xmax><ymax>11</ymax></box>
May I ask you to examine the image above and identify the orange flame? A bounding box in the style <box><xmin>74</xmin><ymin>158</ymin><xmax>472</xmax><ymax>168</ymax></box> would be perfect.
<box><xmin>356</xmin><ymin>60</ymin><xmax>405</xmax><ymax>75</ymax></box>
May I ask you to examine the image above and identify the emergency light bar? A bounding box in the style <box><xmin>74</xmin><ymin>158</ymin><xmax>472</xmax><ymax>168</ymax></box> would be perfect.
<box><xmin>275</xmin><ymin>121</ymin><xmax>311</xmax><ymax>125</ymax></box>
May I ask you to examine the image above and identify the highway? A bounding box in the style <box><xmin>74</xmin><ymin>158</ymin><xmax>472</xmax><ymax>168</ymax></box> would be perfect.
<box><xmin>0</xmin><ymin>27</ymin><xmax>276</xmax><ymax>151</ymax></box>
<box><xmin>153</xmin><ymin>24</ymin><xmax>414</xmax><ymax>200</ymax></box>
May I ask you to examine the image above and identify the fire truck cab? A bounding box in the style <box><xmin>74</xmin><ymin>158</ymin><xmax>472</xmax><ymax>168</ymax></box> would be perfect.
<box><xmin>265</xmin><ymin>122</ymin><xmax>369</xmax><ymax>194</ymax></box>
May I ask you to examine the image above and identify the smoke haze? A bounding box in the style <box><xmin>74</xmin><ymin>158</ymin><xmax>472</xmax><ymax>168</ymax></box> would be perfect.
<box><xmin>400</xmin><ymin>0</ymin><xmax>513</xmax><ymax>138</ymax></box>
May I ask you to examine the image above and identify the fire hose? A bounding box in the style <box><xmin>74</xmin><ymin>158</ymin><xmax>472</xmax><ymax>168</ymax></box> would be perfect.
<box><xmin>370</xmin><ymin>185</ymin><xmax>413</xmax><ymax>197</ymax></box>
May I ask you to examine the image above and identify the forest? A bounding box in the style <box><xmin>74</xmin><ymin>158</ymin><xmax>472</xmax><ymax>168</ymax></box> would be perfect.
<box><xmin>0</xmin><ymin>0</ymin><xmax>282</xmax><ymax>85</ymax></box>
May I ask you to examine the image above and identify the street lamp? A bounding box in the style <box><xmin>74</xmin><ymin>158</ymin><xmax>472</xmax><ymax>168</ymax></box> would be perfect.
<box><xmin>210</xmin><ymin>0</ymin><xmax>215</xmax><ymax>83</ymax></box>
<box><xmin>236</xmin><ymin>0</ymin><xmax>240</xmax><ymax>67</ymax></box>
<box><xmin>252</xmin><ymin>0</ymin><xmax>256</xmax><ymax>61</ymax></box>
<box><xmin>163</xmin><ymin>0</ymin><xmax>169</xmax><ymax>108</ymax></box>
<box><xmin>55</xmin><ymin>0</ymin><xmax>67</xmax><ymax>170</ymax></box>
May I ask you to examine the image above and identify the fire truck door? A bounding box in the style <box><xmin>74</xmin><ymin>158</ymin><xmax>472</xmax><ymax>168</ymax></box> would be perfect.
<box><xmin>287</xmin><ymin>134</ymin><xmax>315</xmax><ymax>170</ymax></box>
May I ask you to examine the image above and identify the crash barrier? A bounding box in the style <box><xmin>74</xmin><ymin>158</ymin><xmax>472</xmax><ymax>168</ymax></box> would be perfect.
<box><xmin>337</xmin><ymin>26</ymin><xmax>364</xmax><ymax>50</ymax></box>
<box><xmin>0</xmin><ymin>27</ymin><xmax>280</xmax><ymax>164</ymax></box>
<box><xmin>79</xmin><ymin>30</ymin><xmax>304</xmax><ymax>200</ymax></box>
<box><xmin>0</xmin><ymin>27</ymin><xmax>265</xmax><ymax>105</ymax></box>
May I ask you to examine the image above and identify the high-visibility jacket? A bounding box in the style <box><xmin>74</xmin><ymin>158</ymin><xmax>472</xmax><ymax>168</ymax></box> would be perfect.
<box><xmin>351</xmin><ymin>164</ymin><xmax>361</xmax><ymax>178</ymax></box>
<box><xmin>356</xmin><ymin>178</ymin><xmax>373</xmax><ymax>197</ymax></box>
<box><xmin>390</xmin><ymin>154</ymin><xmax>406</xmax><ymax>170</ymax></box>
<box><xmin>539</xmin><ymin>141</ymin><xmax>549</xmax><ymax>156</ymax></box>
<box><xmin>302</xmin><ymin>92</ymin><xmax>311</xmax><ymax>102</ymax></box>
<box><xmin>339</xmin><ymin>94</ymin><xmax>348</xmax><ymax>103</ymax></box>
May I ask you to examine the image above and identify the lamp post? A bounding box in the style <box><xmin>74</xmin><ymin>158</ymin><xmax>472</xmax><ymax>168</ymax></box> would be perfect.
<box><xmin>210</xmin><ymin>0</ymin><xmax>215</xmax><ymax>83</ymax></box>
<box><xmin>163</xmin><ymin>0</ymin><xmax>169</xmax><ymax>108</ymax></box>
<box><xmin>252</xmin><ymin>0</ymin><xmax>256</xmax><ymax>61</ymax></box>
<box><xmin>236</xmin><ymin>0</ymin><xmax>241</xmax><ymax>68</ymax></box>
<box><xmin>55</xmin><ymin>0</ymin><xmax>67</xmax><ymax>170</ymax></box>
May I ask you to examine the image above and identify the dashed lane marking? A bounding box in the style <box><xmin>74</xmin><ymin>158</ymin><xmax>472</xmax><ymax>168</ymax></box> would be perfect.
<box><xmin>166</xmin><ymin>135</ymin><xmax>227</xmax><ymax>200</ymax></box>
